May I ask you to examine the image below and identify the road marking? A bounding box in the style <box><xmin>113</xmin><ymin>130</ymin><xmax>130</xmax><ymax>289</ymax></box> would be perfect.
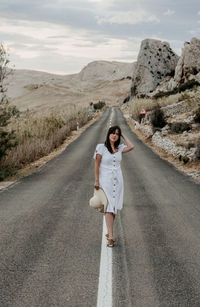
<box><xmin>97</xmin><ymin>216</ymin><xmax>112</xmax><ymax>307</ymax></box>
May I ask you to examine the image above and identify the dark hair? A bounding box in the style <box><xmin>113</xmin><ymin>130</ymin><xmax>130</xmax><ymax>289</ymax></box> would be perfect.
<box><xmin>104</xmin><ymin>125</ymin><xmax>121</xmax><ymax>154</ymax></box>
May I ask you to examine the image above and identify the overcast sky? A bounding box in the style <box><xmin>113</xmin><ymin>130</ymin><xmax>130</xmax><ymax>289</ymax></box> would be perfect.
<box><xmin>0</xmin><ymin>0</ymin><xmax>199</xmax><ymax>74</ymax></box>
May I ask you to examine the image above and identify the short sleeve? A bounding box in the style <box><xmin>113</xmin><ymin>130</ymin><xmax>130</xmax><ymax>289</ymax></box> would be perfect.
<box><xmin>118</xmin><ymin>143</ymin><xmax>127</xmax><ymax>153</ymax></box>
<box><xmin>93</xmin><ymin>144</ymin><xmax>104</xmax><ymax>159</ymax></box>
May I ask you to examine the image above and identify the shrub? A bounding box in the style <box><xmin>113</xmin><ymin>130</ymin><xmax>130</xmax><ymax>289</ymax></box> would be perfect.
<box><xmin>194</xmin><ymin>107</ymin><xmax>200</xmax><ymax>123</ymax></box>
<box><xmin>195</xmin><ymin>139</ymin><xmax>200</xmax><ymax>160</ymax></box>
<box><xmin>150</xmin><ymin>105</ymin><xmax>167</xmax><ymax>129</ymax></box>
<box><xmin>0</xmin><ymin>165</ymin><xmax>17</xmax><ymax>181</ymax></box>
<box><xmin>0</xmin><ymin>44</ymin><xmax>19</xmax><ymax>164</ymax></box>
<box><xmin>166</xmin><ymin>70</ymin><xmax>175</xmax><ymax>77</ymax></box>
<box><xmin>123</xmin><ymin>96</ymin><xmax>130</xmax><ymax>103</ymax></box>
<box><xmin>178</xmin><ymin>80</ymin><xmax>199</xmax><ymax>92</ymax></box>
<box><xmin>178</xmin><ymin>92</ymin><xmax>190</xmax><ymax>101</ymax></box>
<box><xmin>138</xmin><ymin>94</ymin><xmax>147</xmax><ymax>99</ymax></box>
<box><xmin>153</xmin><ymin>89</ymin><xmax>178</xmax><ymax>99</ymax></box>
<box><xmin>153</xmin><ymin>80</ymin><xmax>200</xmax><ymax>100</ymax></box>
<box><xmin>182</xmin><ymin>156</ymin><xmax>189</xmax><ymax>164</ymax></box>
<box><xmin>169</xmin><ymin>122</ymin><xmax>191</xmax><ymax>134</ymax></box>
<box><xmin>130</xmin><ymin>85</ymin><xmax>136</xmax><ymax>96</ymax></box>
<box><xmin>93</xmin><ymin>101</ymin><xmax>106</xmax><ymax>110</ymax></box>
<box><xmin>186</xmin><ymin>142</ymin><xmax>195</xmax><ymax>149</ymax></box>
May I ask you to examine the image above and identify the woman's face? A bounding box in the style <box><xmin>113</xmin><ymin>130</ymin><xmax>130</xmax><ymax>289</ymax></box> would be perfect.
<box><xmin>109</xmin><ymin>129</ymin><xmax>119</xmax><ymax>143</ymax></box>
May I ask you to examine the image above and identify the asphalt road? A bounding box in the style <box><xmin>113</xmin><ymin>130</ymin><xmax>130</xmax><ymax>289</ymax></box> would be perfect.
<box><xmin>0</xmin><ymin>107</ymin><xmax>200</xmax><ymax>307</ymax></box>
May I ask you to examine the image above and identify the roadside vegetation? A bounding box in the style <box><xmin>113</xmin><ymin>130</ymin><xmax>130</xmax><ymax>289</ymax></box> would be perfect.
<box><xmin>2</xmin><ymin>100</ymin><xmax>102</xmax><ymax>182</ymax></box>
<box><xmin>127</xmin><ymin>87</ymin><xmax>200</xmax><ymax>163</ymax></box>
<box><xmin>0</xmin><ymin>44</ymin><xmax>20</xmax><ymax>180</ymax></box>
<box><xmin>128</xmin><ymin>89</ymin><xmax>200</xmax><ymax>122</ymax></box>
<box><xmin>0</xmin><ymin>101</ymin><xmax>92</xmax><ymax>181</ymax></box>
<box><xmin>0</xmin><ymin>44</ymin><xmax>102</xmax><ymax>181</ymax></box>
<box><xmin>1</xmin><ymin>104</ymin><xmax>88</xmax><ymax>176</ymax></box>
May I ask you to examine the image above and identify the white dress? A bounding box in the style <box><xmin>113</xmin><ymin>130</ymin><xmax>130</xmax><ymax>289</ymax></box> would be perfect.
<box><xmin>93</xmin><ymin>143</ymin><xmax>127</xmax><ymax>214</ymax></box>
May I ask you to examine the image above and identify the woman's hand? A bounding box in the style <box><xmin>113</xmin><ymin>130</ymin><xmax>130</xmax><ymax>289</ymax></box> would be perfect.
<box><xmin>94</xmin><ymin>181</ymin><xmax>100</xmax><ymax>190</ymax></box>
<box><xmin>121</xmin><ymin>132</ymin><xmax>134</xmax><ymax>153</ymax></box>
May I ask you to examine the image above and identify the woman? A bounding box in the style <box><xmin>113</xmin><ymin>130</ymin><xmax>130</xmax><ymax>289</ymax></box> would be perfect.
<box><xmin>93</xmin><ymin>125</ymin><xmax>134</xmax><ymax>247</ymax></box>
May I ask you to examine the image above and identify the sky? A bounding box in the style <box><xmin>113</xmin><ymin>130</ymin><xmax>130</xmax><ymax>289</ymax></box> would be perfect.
<box><xmin>0</xmin><ymin>0</ymin><xmax>199</xmax><ymax>75</ymax></box>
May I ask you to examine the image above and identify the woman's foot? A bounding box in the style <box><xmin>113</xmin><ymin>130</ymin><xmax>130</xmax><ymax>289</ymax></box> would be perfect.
<box><xmin>107</xmin><ymin>238</ymin><xmax>115</xmax><ymax>247</ymax></box>
<box><xmin>105</xmin><ymin>233</ymin><xmax>115</xmax><ymax>242</ymax></box>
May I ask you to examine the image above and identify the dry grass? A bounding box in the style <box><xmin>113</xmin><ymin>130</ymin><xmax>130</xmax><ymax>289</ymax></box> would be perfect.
<box><xmin>1</xmin><ymin>103</ymin><xmax>89</xmax><ymax>170</ymax></box>
<box><xmin>128</xmin><ymin>90</ymin><xmax>200</xmax><ymax>120</ymax></box>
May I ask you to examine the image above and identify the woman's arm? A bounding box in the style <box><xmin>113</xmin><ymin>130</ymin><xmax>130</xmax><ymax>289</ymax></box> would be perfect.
<box><xmin>94</xmin><ymin>154</ymin><xmax>102</xmax><ymax>189</ymax></box>
<box><xmin>121</xmin><ymin>133</ymin><xmax>134</xmax><ymax>153</ymax></box>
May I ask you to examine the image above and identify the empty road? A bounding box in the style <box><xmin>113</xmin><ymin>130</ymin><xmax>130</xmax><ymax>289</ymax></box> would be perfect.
<box><xmin>0</xmin><ymin>107</ymin><xmax>200</xmax><ymax>306</ymax></box>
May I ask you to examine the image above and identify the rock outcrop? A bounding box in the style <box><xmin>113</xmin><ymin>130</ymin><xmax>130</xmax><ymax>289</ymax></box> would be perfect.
<box><xmin>174</xmin><ymin>37</ymin><xmax>200</xmax><ymax>84</ymax></box>
<box><xmin>151</xmin><ymin>37</ymin><xmax>200</xmax><ymax>96</ymax></box>
<box><xmin>131</xmin><ymin>39</ymin><xmax>179</xmax><ymax>97</ymax></box>
<box><xmin>79</xmin><ymin>60</ymin><xmax>135</xmax><ymax>81</ymax></box>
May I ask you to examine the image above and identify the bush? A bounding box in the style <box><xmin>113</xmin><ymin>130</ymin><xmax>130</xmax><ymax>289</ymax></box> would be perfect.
<box><xmin>166</xmin><ymin>70</ymin><xmax>175</xmax><ymax>77</ymax></box>
<box><xmin>153</xmin><ymin>89</ymin><xmax>178</xmax><ymax>99</ymax></box>
<box><xmin>178</xmin><ymin>92</ymin><xmax>190</xmax><ymax>101</ymax></box>
<box><xmin>123</xmin><ymin>96</ymin><xmax>130</xmax><ymax>103</ymax></box>
<box><xmin>182</xmin><ymin>156</ymin><xmax>189</xmax><ymax>164</ymax></box>
<box><xmin>150</xmin><ymin>105</ymin><xmax>167</xmax><ymax>129</ymax></box>
<box><xmin>186</xmin><ymin>142</ymin><xmax>195</xmax><ymax>149</ymax></box>
<box><xmin>153</xmin><ymin>80</ymin><xmax>200</xmax><ymax>100</ymax></box>
<box><xmin>169</xmin><ymin>122</ymin><xmax>191</xmax><ymax>134</ymax></box>
<box><xmin>0</xmin><ymin>44</ymin><xmax>18</xmax><ymax>163</ymax></box>
<box><xmin>195</xmin><ymin>139</ymin><xmax>200</xmax><ymax>160</ymax></box>
<box><xmin>0</xmin><ymin>165</ymin><xmax>17</xmax><ymax>181</ymax></box>
<box><xmin>0</xmin><ymin>104</ymin><xmax>89</xmax><ymax>181</ymax></box>
<box><xmin>194</xmin><ymin>107</ymin><xmax>200</xmax><ymax>123</ymax></box>
<box><xmin>178</xmin><ymin>80</ymin><xmax>199</xmax><ymax>92</ymax></box>
<box><xmin>93</xmin><ymin>101</ymin><xmax>106</xmax><ymax>110</ymax></box>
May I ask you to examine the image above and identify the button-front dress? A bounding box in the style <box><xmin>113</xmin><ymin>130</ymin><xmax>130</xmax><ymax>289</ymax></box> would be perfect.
<box><xmin>93</xmin><ymin>143</ymin><xmax>127</xmax><ymax>214</ymax></box>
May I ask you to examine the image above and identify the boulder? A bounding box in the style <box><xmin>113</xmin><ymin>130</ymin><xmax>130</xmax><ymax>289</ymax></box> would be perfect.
<box><xmin>174</xmin><ymin>37</ymin><xmax>200</xmax><ymax>84</ymax></box>
<box><xmin>131</xmin><ymin>39</ymin><xmax>179</xmax><ymax>97</ymax></box>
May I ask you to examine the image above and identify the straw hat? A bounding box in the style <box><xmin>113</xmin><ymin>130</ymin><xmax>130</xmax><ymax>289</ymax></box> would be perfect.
<box><xmin>89</xmin><ymin>187</ymin><xmax>108</xmax><ymax>213</ymax></box>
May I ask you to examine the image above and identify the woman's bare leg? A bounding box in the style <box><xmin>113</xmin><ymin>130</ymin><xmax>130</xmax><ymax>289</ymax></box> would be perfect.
<box><xmin>105</xmin><ymin>212</ymin><xmax>115</xmax><ymax>239</ymax></box>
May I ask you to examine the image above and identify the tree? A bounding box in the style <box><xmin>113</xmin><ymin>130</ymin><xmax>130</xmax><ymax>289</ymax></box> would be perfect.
<box><xmin>0</xmin><ymin>43</ymin><xmax>19</xmax><ymax>163</ymax></box>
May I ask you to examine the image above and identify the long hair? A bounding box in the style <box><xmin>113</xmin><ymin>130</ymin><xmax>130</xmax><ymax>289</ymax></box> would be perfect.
<box><xmin>104</xmin><ymin>125</ymin><xmax>121</xmax><ymax>154</ymax></box>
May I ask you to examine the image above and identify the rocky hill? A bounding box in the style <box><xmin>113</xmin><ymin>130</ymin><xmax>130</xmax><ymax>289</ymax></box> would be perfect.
<box><xmin>130</xmin><ymin>37</ymin><xmax>200</xmax><ymax>98</ymax></box>
<box><xmin>6</xmin><ymin>61</ymin><xmax>134</xmax><ymax>113</ymax></box>
<box><xmin>174</xmin><ymin>38</ymin><xmax>200</xmax><ymax>85</ymax></box>
<box><xmin>131</xmin><ymin>39</ymin><xmax>179</xmax><ymax>97</ymax></box>
<box><xmin>78</xmin><ymin>60</ymin><xmax>135</xmax><ymax>81</ymax></box>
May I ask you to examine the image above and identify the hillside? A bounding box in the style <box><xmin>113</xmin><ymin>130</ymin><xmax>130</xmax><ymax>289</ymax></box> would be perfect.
<box><xmin>6</xmin><ymin>61</ymin><xmax>135</xmax><ymax>113</ymax></box>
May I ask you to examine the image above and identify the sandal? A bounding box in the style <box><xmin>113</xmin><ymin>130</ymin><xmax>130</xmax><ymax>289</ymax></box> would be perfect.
<box><xmin>107</xmin><ymin>239</ymin><xmax>115</xmax><ymax>247</ymax></box>
<box><xmin>105</xmin><ymin>233</ymin><xmax>115</xmax><ymax>242</ymax></box>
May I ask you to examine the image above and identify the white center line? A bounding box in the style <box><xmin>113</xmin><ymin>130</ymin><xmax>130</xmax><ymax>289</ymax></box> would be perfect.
<box><xmin>97</xmin><ymin>216</ymin><xmax>112</xmax><ymax>307</ymax></box>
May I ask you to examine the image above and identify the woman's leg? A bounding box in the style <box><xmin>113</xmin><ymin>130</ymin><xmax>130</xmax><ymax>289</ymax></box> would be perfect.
<box><xmin>105</xmin><ymin>212</ymin><xmax>115</xmax><ymax>239</ymax></box>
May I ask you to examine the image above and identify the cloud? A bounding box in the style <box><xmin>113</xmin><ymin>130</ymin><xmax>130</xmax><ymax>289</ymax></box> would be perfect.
<box><xmin>1</xmin><ymin>17</ymin><xmax>140</xmax><ymax>73</ymax></box>
<box><xmin>0</xmin><ymin>0</ymin><xmax>197</xmax><ymax>74</ymax></box>
<box><xmin>96</xmin><ymin>10</ymin><xmax>160</xmax><ymax>25</ymax></box>
<box><xmin>163</xmin><ymin>9</ymin><xmax>175</xmax><ymax>16</ymax></box>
